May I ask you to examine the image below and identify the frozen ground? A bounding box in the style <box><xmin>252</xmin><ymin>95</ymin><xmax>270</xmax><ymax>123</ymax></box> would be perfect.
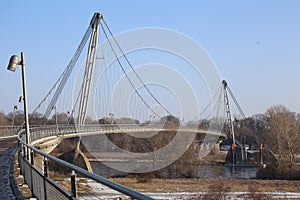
<box><xmin>78</xmin><ymin>179</ymin><xmax>300</xmax><ymax>200</ymax></box>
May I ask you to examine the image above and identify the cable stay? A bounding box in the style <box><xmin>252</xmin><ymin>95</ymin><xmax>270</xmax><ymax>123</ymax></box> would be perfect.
<box><xmin>226</xmin><ymin>86</ymin><xmax>246</xmax><ymax>119</ymax></box>
<box><xmin>29</xmin><ymin>12</ymin><xmax>174</xmax><ymax>126</ymax></box>
<box><xmin>100</xmin><ymin>24</ymin><xmax>162</xmax><ymax>118</ymax></box>
<box><xmin>190</xmin><ymin>85</ymin><xmax>222</xmax><ymax>121</ymax></box>
<box><xmin>31</xmin><ymin>12</ymin><xmax>231</xmax><ymax>128</ymax></box>
<box><xmin>40</xmin><ymin>14</ymin><xmax>98</xmax><ymax>119</ymax></box>
<box><xmin>100</xmin><ymin>20</ymin><xmax>173</xmax><ymax>118</ymax></box>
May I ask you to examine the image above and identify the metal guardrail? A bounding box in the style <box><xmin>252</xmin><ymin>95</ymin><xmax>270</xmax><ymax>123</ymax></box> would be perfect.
<box><xmin>27</xmin><ymin>124</ymin><xmax>225</xmax><ymax>143</ymax></box>
<box><xmin>17</xmin><ymin>127</ymin><xmax>154</xmax><ymax>200</ymax></box>
<box><xmin>18</xmin><ymin>152</ymin><xmax>72</xmax><ymax>199</ymax></box>
<box><xmin>16</xmin><ymin>124</ymin><xmax>224</xmax><ymax>199</ymax></box>
<box><xmin>0</xmin><ymin>126</ymin><xmax>20</xmax><ymax>137</ymax></box>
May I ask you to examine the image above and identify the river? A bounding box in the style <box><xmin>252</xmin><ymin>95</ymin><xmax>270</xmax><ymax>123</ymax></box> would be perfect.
<box><xmin>90</xmin><ymin>162</ymin><xmax>259</xmax><ymax>179</ymax></box>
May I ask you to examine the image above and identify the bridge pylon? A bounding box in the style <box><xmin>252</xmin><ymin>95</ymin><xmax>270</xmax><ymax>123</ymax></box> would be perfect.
<box><xmin>77</xmin><ymin>13</ymin><xmax>103</xmax><ymax>126</ymax></box>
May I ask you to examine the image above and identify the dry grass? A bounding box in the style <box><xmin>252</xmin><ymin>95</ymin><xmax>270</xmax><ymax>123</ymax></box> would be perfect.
<box><xmin>52</xmin><ymin>178</ymin><xmax>92</xmax><ymax>194</ymax></box>
<box><xmin>109</xmin><ymin>177</ymin><xmax>300</xmax><ymax>193</ymax></box>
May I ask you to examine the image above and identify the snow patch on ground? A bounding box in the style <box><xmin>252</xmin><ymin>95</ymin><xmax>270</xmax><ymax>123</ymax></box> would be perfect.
<box><xmin>77</xmin><ymin>179</ymin><xmax>300</xmax><ymax>200</ymax></box>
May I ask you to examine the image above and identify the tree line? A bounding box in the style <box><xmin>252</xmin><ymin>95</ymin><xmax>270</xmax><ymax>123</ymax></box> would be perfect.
<box><xmin>1</xmin><ymin>104</ymin><xmax>299</xmax><ymax>179</ymax></box>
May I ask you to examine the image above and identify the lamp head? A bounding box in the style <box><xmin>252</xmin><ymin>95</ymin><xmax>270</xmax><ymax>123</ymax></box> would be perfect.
<box><xmin>19</xmin><ymin>96</ymin><xmax>24</xmax><ymax>103</ymax></box>
<box><xmin>7</xmin><ymin>55</ymin><xmax>20</xmax><ymax>72</ymax></box>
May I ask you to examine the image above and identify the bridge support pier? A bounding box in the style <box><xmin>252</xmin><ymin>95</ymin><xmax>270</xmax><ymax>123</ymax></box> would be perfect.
<box><xmin>212</xmin><ymin>143</ymin><xmax>220</xmax><ymax>155</ymax></box>
<box><xmin>211</xmin><ymin>141</ymin><xmax>223</xmax><ymax>155</ymax></box>
<box><xmin>73</xmin><ymin>137</ymin><xmax>81</xmax><ymax>162</ymax></box>
<box><xmin>72</xmin><ymin>137</ymin><xmax>93</xmax><ymax>173</ymax></box>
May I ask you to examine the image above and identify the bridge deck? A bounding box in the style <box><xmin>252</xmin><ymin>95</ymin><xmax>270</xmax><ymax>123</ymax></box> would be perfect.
<box><xmin>0</xmin><ymin>136</ymin><xmax>23</xmax><ymax>199</ymax></box>
<box><xmin>0</xmin><ymin>136</ymin><xmax>18</xmax><ymax>156</ymax></box>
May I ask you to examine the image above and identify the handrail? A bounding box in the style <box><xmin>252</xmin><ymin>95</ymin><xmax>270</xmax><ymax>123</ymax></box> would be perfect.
<box><xmin>27</xmin><ymin>124</ymin><xmax>226</xmax><ymax>143</ymax></box>
<box><xmin>0</xmin><ymin>126</ymin><xmax>21</xmax><ymax>137</ymax></box>
<box><xmin>17</xmin><ymin>124</ymin><xmax>225</xmax><ymax>199</ymax></box>
<box><xmin>17</xmin><ymin>128</ymin><xmax>154</xmax><ymax>200</ymax></box>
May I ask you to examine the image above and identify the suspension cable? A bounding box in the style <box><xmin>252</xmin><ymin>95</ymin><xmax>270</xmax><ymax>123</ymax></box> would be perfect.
<box><xmin>192</xmin><ymin>85</ymin><xmax>222</xmax><ymax>120</ymax></box>
<box><xmin>43</xmin><ymin>25</ymin><xmax>93</xmax><ymax>119</ymax></box>
<box><xmin>226</xmin><ymin>86</ymin><xmax>246</xmax><ymax>119</ymax></box>
<box><xmin>100</xmin><ymin>24</ymin><xmax>162</xmax><ymax>118</ymax></box>
<box><xmin>102</xmin><ymin>19</ymin><xmax>172</xmax><ymax>116</ymax></box>
<box><xmin>204</xmin><ymin>85</ymin><xmax>223</xmax><ymax>119</ymax></box>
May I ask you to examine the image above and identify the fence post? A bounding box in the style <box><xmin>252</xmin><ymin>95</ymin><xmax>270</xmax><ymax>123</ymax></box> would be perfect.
<box><xmin>71</xmin><ymin>170</ymin><xmax>77</xmax><ymax>198</ymax></box>
<box><xmin>30</xmin><ymin>150</ymin><xmax>34</xmax><ymax>165</ymax></box>
<box><xmin>30</xmin><ymin>149</ymin><xmax>34</xmax><ymax>197</ymax></box>
<box><xmin>23</xmin><ymin>146</ymin><xmax>26</xmax><ymax>158</ymax></box>
<box><xmin>44</xmin><ymin>157</ymin><xmax>48</xmax><ymax>177</ymax></box>
<box><xmin>43</xmin><ymin>157</ymin><xmax>48</xmax><ymax>200</ymax></box>
<box><xmin>18</xmin><ymin>141</ymin><xmax>22</xmax><ymax>170</ymax></box>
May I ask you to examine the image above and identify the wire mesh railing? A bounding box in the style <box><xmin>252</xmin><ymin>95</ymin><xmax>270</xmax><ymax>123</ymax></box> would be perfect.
<box><xmin>17</xmin><ymin>127</ymin><xmax>154</xmax><ymax>200</ymax></box>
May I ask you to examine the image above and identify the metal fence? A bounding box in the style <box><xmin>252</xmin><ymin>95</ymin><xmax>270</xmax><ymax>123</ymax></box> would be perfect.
<box><xmin>26</xmin><ymin>124</ymin><xmax>166</xmax><ymax>143</ymax></box>
<box><xmin>26</xmin><ymin>123</ymin><xmax>223</xmax><ymax>144</ymax></box>
<box><xmin>18</xmin><ymin>127</ymin><xmax>154</xmax><ymax>200</ymax></box>
<box><xmin>18</xmin><ymin>150</ymin><xmax>72</xmax><ymax>199</ymax></box>
<box><xmin>0</xmin><ymin>126</ymin><xmax>20</xmax><ymax>137</ymax></box>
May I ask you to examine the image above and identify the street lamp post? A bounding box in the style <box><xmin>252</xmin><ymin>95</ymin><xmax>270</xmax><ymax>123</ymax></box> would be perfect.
<box><xmin>7</xmin><ymin>52</ymin><xmax>31</xmax><ymax>160</ymax></box>
<box><xmin>52</xmin><ymin>105</ymin><xmax>59</xmax><ymax>133</ymax></box>
<box><xmin>11</xmin><ymin>105</ymin><xmax>18</xmax><ymax>127</ymax></box>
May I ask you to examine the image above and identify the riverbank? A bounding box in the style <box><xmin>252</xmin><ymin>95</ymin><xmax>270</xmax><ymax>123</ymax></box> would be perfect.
<box><xmin>109</xmin><ymin>177</ymin><xmax>300</xmax><ymax>193</ymax></box>
<box><xmin>74</xmin><ymin>177</ymin><xmax>300</xmax><ymax>199</ymax></box>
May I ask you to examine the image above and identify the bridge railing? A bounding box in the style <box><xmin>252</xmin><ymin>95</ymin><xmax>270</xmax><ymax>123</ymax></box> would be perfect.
<box><xmin>0</xmin><ymin>126</ymin><xmax>20</xmax><ymax>137</ymax></box>
<box><xmin>17</xmin><ymin>127</ymin><xmax>154</xmax><ymax>200</ymax></box>
<box><xmin>26</xmin><ymin>124</ymin><xmax>224</xmax><ymax>145</ymax></box>
<box><xmin>27</xmin><ymin>124</ymin><xmax>167</xmax><ymax>142</ymax></box>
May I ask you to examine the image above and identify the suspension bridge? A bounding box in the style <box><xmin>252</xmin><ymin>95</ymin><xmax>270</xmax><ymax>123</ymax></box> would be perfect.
<box><xmin>6</xmin><ymin>12</ymin><xmax>249</xmax><ymax>199</ymax></box>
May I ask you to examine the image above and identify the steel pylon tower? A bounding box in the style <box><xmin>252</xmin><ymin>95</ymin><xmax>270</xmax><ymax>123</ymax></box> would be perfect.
<box><xmin>222</xmin><ymin>80</ymin><xmax>236</xmax><ymax>145</ymax></box>
<box><xmin>77</xmin><ymin>13</ymin><xmax>102</xmax><ymax>126</ymax></box>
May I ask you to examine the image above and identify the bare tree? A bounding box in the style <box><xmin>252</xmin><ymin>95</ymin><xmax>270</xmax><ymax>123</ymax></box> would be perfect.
<box><xmin>0</xmin><ymin>111</ymin><xmax>9</xmax><ymax>125</ymax></box>
<box><xmin>264</xmin><ymin>105</ymin><xmax>300</xmax><ymax>175</ymax></box>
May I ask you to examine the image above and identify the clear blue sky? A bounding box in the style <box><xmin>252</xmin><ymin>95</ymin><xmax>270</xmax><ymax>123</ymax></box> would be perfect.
<box><xmin>1</xmin><ymin>1</ymin><xmax>300</xmax><ymax>116</ymax></box>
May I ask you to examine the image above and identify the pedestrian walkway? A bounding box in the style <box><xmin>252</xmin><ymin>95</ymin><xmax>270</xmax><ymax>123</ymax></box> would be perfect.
<box><xmin>0</xmin><ymin>136</ymin><xmax>18</xmax><ymax>157</ymax></box>
<box><xmin>0</xmin><ymin>136</ymin><xmax>24</xmax><ymax>200</ymax></box>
